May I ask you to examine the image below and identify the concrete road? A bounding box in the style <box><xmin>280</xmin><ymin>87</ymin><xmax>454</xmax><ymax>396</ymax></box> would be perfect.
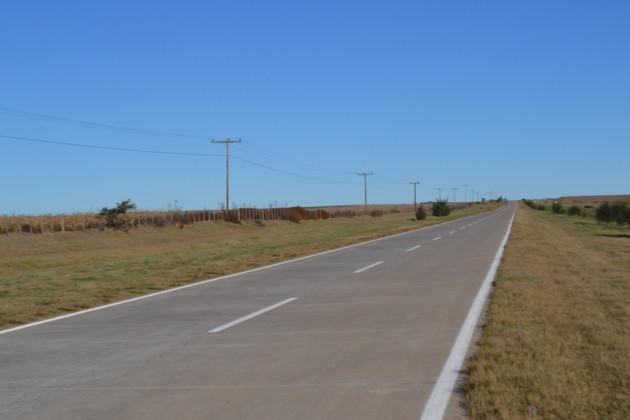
<box><xmin>0</xmin><ymin>203</ymin><xmax>515</xmax><ymax>420</ymax></box>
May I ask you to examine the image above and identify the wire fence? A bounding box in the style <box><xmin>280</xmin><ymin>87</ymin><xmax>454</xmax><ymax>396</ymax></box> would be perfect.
<box><xmin>0</xmin><ymin>204</ymin><xmax>423</xmax><ymax>235</ymax></box>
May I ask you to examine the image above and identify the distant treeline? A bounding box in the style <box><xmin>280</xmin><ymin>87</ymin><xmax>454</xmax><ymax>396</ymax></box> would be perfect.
<box><xmin>522</xmin><ymin>198</ymin><xmax>630</xmax><ymax>227</ymax></box>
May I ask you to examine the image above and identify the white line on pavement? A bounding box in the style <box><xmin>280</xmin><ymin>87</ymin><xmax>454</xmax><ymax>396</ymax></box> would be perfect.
<box><xmin>433</xmin><ymin>236</ymin><xmax>442</xmax><ymax>241</ymax></box>
<box><xmin>1</xmin><ymin>206</ymin><xmax>506</xmax><ymax>336</ymax></box>
<box><xmin>353</xmin><ymin>261</ymin><xmax>384</xmax><ymax>273</ymax></box>
<box><xmin>208</xmin><ymin>298</ymin><xmax>298</xmax><ymax>334</ymax></box>
<box><xmin>406</xmin><ymin>245</ymin><xmax>421</xmax><ymax>252</ymax></box>
<box><xmin>449</xmin><ymin>231</ymin><xmax>456</xmax><ymax>235</ymax></box>
<box><xmin>419</xmin><ymin>206</ymin><xmax>516</xmax><ymax>420</ymax></box>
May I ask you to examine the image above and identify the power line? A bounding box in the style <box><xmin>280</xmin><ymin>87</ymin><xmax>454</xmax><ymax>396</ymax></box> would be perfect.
<box><xmin>0</xmin><ymin>134</ymin><xmax>221</xmax><ymax>157</ymax></box>
<box><xmin>0</xmin><ymin>133</ymin><xmax>360</xmax><ymax>186</ymax></box>
<box><xmin>367</xmin><ymin>182</ymin><xmax>406</xmax><ymax>193</ymax></box>
<box><xmin>232</xmin><ymin>155</ymin><xmax>358</xmax><ymax>185</ymax></box>
<box><xmin>0</xmin><ymin>107</ymin><xmax>209</xmax><ymax>140</ymax></box>
<box><xmin>240</xmin><ymin>139</ymin><xmax>355</xmax><ymax>176</ymax></box>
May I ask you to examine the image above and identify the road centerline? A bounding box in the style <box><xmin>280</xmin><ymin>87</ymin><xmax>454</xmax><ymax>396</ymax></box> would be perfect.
<box><xmin>354</xmin><ymin>261</ymin><xmax>384</xmax><ymax>273</ymax></box>
<box><xmin>208</xmin><ymin>298</ymin><xmax>298</xmax><ymax>334</ymax></box>
<box><xmin>406</xmin><ymin>245</ymin><xmax>421</xmax><ymax>252</ymax></box>
<box><xmin>433</xmin><ymin>236</ymin><xmax>442</xmax><ymax>241</ymax></box>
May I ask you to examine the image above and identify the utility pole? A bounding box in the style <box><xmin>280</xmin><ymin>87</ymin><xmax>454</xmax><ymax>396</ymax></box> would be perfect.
<box><xmin>436</xmin><ymin>187</ymin><xmax>444</xmax><ymax>200</ymax></box>
<box><xmin>464</xmin><ymin>184</ymin><xmax>469</xmax><ymax>204</ymax></box>
<box><xmin>357</xmin><ymin>172</ymin><xmax>373</xmax><ymax>214</ymax></box>
<box><xmin>212</xmin><ymin>138</ymin><xmax>241</xmax><ymax>211</ymax></box>
<box><xmin>452</xmin><ymin>187</ymin><xmax>459</xmax><ymax>204</ymax></box>
<box><xmin>410</xmin><ymin>181</ymin><xmax>420</xmax><ymax>209</ymax></box>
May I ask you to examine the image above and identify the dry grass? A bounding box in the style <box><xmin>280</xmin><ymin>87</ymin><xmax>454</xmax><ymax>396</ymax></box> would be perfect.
<box><xmin>466</xmin><ymin>202</ymin><xmax>630</xmax><ymax>419</ymax></box>
<box><xmin>0</xmin><ymin>203</ymin><xmax>499</xmax><ymax>329</ymax></box>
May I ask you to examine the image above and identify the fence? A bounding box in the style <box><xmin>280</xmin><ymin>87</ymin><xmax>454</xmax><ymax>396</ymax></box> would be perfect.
<box><xmin>1</xmin><ymin>204</ymin><xmax>421</xmax><ymax>235</ymax></box>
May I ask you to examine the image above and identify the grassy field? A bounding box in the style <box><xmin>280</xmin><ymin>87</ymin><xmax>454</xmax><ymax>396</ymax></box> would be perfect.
<box><xmin>466</xmin><ymin>201</ymin><xmax>630</xmax><ymax>418</ymax></box>
<box><xmin>0</xmin><ymin>203</ymin><xmax>499</xmax><ymax>330</ymax></box>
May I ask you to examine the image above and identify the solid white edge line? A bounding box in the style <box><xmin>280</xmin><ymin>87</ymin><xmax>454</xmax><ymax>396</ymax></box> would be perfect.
<box><xmin>208</xmin><ymin>297</ymin><xmax>298</xmax><ymax>334</ymax></box>
<box><xmin>1</xmin><ymin>205</ymin><xmax>509</xmax><ymax>336</ymax></box>
<box><xmin>406</xmin><ymin>245</ymin><xmax>421</xmax><ymax>252</ymax></box>
<box><xmin>419</xmin><ymin>204</ymin><xmax>516</xmax><ymax>420</ymax></box>
<box><xmin>353</xmin><ymin>261</ymin><xmax>383</xmax><ymax>273</ymax></box>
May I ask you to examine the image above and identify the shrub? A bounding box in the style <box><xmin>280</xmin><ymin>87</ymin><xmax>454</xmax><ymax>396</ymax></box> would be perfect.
<box><xmin>370</xmin><ymin>210</ymin><xmax>384</xmax><ymax>217</ymax></box>
<box><xmin>415</xmin><ymin>206</ymin><xmax>427</xmax><ymax>220</ymax></box>
<box><xmin>98</xmin><ymin>199</ymin><xmax>137</xmax><ymax>229</ymax></box>
<box><xmin>595</xmin><ymin>201</ymin><xmax>630</xmax><ymax>226</ymax></box>
<box><xmin>522</xmin><ymin>199</ymin><xmax>536</xmax><ymax>209</ymax></box>
<box><xmin>567</xmin><ymin>205</ymin><xmax>582</xmax><ymax>216</ymax></box>
<box><xmin>610</xmin><ymin>201</ymin><xmax>630</xmax><ymax>226</ymax></box>
<box><xmin>596</xmin><ymin>202</ymin><xmax>613</xmax><ymax>224</ymax></box>
<box><xmin>431</xmin><ymin>199</ymin><xmax>451</xmax><ymax>217</ymax></box>
<box><xmin>537</xmin><ymin>205</ymin><xmax>546</xmax><ymax>211</ymax></box>
<box><xmin>551</xmin><ymin>202</ymin><xmax>565</xmax><ymax>214</ymax></box>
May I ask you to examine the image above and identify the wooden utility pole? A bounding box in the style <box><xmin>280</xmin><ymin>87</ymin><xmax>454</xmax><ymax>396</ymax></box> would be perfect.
<box><xmin>357</xmin><ymin>172</ymin><xmax>373</xmax><ymax>214</ymax></box>
<box><xmin>212</xmin><ymin>139</ymin><xmax>241</xmax><ymax>211</ymax></box>
<box><xmin>410</xmin><ymin>181</ymin><xmax>420</xmax><ymax>209</ymax></box>
<box><xmin>451</xmin><ymin>187</ymin><xmax>459</xmax><ymax>204</ymax></box>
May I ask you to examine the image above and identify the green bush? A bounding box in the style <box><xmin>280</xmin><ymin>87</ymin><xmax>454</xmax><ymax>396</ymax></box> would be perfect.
<box><xmin>595</xmin><ymin>201</ymin><xmax>630</xmax><ymax>226</ymax></box>
<box><xmin>431</xmin><ymin>199</ymin><xmax>451</xmax><ymax>217</ymax></box>
<box><xmin>537</xmin><ymin>205</ymin><xmax>546</xmax><ymax>211</ymax></box>
<box><xmin>551</xmin><ymin>202</ymin><xmax>565</xmax><ymax>214</ymax></box>
<box><xmin>98</xmin><ymin>199</ymin><xmax>137</xmax><ymax>229</ymax></box>
<box><xmin>522</xmin><ymin>199</ymin><xmax>536</xmax><ymax>209</ymax></box>
<box><xmin>415</xmin><ymin>206</ymin><xmax>427</xmax><ymax>220</ymax></box>
<box><xmin>567</xmin><ymin>205</ymin><xmax>582</xmax><ymax>216</ymax></box>
<box><xmin>596</xmin><ymin>202</ymin><xmax>613</xmax><ymax>224</ymax></box>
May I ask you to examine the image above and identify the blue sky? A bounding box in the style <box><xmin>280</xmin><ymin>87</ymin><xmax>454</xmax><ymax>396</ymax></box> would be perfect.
<box><xmin>1</xmin><ymin>1</ymin><xmax>628</xmax><ymax>214</ymax></box>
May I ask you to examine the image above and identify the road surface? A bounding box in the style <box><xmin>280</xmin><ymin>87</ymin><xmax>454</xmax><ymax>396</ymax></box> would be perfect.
<box><xmin>0</xmin><ymin>203</ymin><xmax>515</xmax><ymax>419</ymax></box>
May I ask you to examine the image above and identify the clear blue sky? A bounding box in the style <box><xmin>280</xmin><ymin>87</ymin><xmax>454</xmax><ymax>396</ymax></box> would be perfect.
<box><xmin>1</xmin><ymin>1</ymin><xmax>628</xmax><ymax>214</ymax></box>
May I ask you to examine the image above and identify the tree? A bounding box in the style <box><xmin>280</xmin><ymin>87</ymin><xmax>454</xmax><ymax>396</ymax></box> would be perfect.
<box><xmin>567</xmin><ymin>205</ymin><xmax>582</xmax><ymax>216</ymax></box>
<box><xmin>610</xmin><ymin>201</ymin><xmax>630</xmax><ymax>226</ymax></box>
<box><xmin>99</xmin><ymin>199</ymin><xmax>137</xmax><ymax>229</ymax></box>
<box><xmin>596</xmin><ymin>202</ymin><xmax>613</xmax><ymax>224</ymax></box>
<box><xmin>415</xmin><ymin>206</ymin><xmax>427</xmax><ymax>220</ymax></box>
<box><xmin>551</xmin><ymin>202</ymin><xmax>565</xmax><ymax>214</ymax></box>
<box><xmin>431</xmin><ymin>198</ymin><xmax>451</xmax><ymax>217</ymax></box>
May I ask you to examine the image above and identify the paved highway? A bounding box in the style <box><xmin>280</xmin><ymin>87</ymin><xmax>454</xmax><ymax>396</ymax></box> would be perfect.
<box><xmin>1</xmin><ymin>203</ymin><xmax>515</xmax><ymax>420</ymax></box>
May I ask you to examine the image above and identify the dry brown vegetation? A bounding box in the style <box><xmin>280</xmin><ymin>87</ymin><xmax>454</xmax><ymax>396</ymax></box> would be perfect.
<box><xmin>559</xmin><ymin>194</ymin><xmax>630</xmax><ymax>204</ymax></box>
<box><xmin>466</xmin><ymin>202</ymin><xmax>630</xmax><ymax>418</ymax></box>
<box><xmin>0</xmin><ymin>204</ymin><xmax>429</xmax><ymax>235</ymax></box>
